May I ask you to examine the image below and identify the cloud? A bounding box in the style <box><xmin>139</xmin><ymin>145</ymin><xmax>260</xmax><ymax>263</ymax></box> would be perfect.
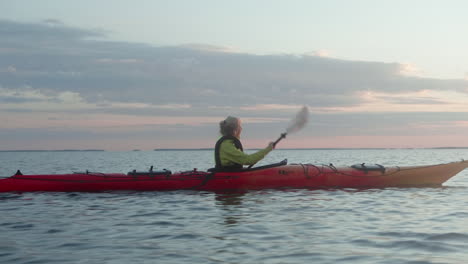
<box><xmin>42</xmin><ymin>18</ymin><xmax>64</xmax><ymax>25</ymax></box>
<box><xmin>2</xmin><ymin>19</ymin><xmax>467</xmax><ymax>113</ymax></box>
<box><xmin>0</xmin><ymin>19</ymin><xmax>104</xmax><ymax>47</ymax></box>
<box><xmin>1</xmin><ymin>19</ymin><xmax>468</xmax><ymax>150</ymax></box>
<box><xmin>0</xmin><ymin>65</ymin><xmax>17</xmax><ymax>73</ymax></box>
<box><xmin>0</xmin><ymin>86</ymin><xmax>85</xmax><ymax>107</ymax></box>
<box><xmin>177</xmin><ymin>43</ymin><xmax>240</xmax><ymax>53</ymax></box>
<box><xmin>398</xmin><ymin>63</ymin><xmax>422</xmax><ymax>77</ymax></box>
<box><xmin>305</xmin><ymin>50</ymin><xmax>331</xmax><ymax>57</ymax></box>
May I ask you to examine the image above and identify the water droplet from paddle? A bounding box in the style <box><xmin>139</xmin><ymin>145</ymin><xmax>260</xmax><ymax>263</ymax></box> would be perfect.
<box><xmin>286</xmin><ymin>106</ymin><xmax>309</xmax><ymax>134</ymax></box>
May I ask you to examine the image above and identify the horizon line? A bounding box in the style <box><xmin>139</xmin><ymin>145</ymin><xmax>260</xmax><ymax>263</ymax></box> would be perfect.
<box><xmin>1</xmin><ymin>147</ymin><xmax>468</xmax><ymax>152</ymax></box>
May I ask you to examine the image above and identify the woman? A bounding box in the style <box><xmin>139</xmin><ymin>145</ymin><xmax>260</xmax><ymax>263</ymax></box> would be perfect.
<box><xmin>214</xmin><ymin>116</ymin><xmax>274</xmax><ymax>171</ymax></box>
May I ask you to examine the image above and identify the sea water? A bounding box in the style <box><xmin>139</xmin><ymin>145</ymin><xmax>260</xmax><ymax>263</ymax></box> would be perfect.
<box><xmin>1</xmin><ymin>149</ymin><xmax>468</xmax><ymax>264</ymax></box>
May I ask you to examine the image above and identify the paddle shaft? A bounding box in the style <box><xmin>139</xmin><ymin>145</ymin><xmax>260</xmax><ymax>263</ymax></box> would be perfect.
<box><xmin>247</xmin><ymin>133</ymin><xmax>287</xmax><ymax>169</ymax></box>
<box><xmin>273</xmin><ymin>133</ymin><xmax>287</xmax><ymax>148</ymax></box>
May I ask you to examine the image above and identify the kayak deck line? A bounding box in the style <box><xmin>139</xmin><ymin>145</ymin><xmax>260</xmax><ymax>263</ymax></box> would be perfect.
<box><xmin>291</xmin><ymin>160</ymin><xmax>468</xmax><ymax>179</ymax></box>
<box><xmin>1</xmin><ymin>160</ymin><xmax>467</xmax><ymax>192</ymax></box>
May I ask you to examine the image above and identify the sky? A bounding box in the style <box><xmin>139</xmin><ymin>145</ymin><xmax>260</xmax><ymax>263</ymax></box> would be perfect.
<box><xmin>1</xmin><ymin>0</ymin><xmax>468</xmax><ymax>150</ymax></box>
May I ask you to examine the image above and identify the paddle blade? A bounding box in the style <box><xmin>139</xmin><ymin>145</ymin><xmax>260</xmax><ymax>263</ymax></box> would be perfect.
<box><xmin>286</xmin><ymin>106</ymin><xmax>309</xmax><ymax>134</ymax></box>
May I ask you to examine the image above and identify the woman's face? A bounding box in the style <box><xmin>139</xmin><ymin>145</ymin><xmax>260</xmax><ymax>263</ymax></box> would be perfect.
<box><xmin>234</xmin><ymin>119</ymin><xmax>242</xmax><ymax>138</ymax></box>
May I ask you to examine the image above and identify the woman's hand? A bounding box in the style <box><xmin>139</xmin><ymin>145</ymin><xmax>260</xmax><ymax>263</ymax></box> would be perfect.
<box><xmin>268</xmin><ymin>142</ymin><xmax>275</xmax><ymax>149</ymax></box>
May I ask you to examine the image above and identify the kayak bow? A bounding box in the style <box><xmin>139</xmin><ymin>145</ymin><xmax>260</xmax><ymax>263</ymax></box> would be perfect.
<box><xmin>1</xmin><ymin>160</ymin><xmax>467</xmax><ymax>192</ymax></box>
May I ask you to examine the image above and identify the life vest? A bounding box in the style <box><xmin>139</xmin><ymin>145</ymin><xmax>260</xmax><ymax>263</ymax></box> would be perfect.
<box><xmin>214</xmin><ymin>136</ymin><xmax>244</xmax><ymax>171</ymax></box>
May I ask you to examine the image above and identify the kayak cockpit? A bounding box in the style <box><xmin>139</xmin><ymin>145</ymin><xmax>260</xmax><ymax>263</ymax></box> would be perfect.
<box><xmin>351</xmin><ymin>163</ymin><xmax>386</xmax><ymax>173</ymax></box>
<box><xmin>127</xmin><ymin>167</ymin><xmax>172</xmax><ymax>176</ymax></box>
<box><xmin>207</xmin><ymin>159</ymin><xmax>288</xmax><ymax>173</ymax></box>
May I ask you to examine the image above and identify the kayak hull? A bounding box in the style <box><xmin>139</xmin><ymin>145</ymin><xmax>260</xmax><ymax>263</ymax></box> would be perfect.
<box><xmin>1</xmin><ymin>161</ymin><xmax>467</xmax><ymax>192</ymax></box>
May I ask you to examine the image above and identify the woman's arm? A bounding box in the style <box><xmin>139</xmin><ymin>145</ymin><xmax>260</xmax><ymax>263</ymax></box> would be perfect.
<box><xmin>220</xmin><ymin>140</ymin><xmax>273</xmax><ymax>166</ymax></box>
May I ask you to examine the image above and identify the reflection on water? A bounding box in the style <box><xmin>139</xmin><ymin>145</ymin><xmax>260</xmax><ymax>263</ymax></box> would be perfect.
<box><xmin>215</xmin><ymin>192</ymin><xmax>247</xmax><ymax>226</ymax></box>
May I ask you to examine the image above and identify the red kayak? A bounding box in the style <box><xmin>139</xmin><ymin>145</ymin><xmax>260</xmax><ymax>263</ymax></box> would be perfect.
<box><xmin>1</xmin><ymin>160</ymin><xmax>467</xmax><ymax>192</ymax></box>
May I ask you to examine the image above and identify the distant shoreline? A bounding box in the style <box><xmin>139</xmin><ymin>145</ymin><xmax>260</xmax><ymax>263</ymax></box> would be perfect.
<box><xmin>153</xmin><ymin>147</ymin><xmax>468</xmax><ymax>151</ymax></box>
<box><xmin>1</xmin><ymin>147</ymin><xmax>467</xmax><ymax>152</ymax></box>
<box><xmin>0</xmin><ymin>150</ymin><xmax>105</xmax><ymax>152</ymax></box>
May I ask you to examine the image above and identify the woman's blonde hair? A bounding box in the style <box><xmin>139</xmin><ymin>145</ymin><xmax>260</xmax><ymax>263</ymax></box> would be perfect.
<box><xmin>219</xmin><ymin>116</ymin><xmax>239</xmax><ymax>136</ymax></box>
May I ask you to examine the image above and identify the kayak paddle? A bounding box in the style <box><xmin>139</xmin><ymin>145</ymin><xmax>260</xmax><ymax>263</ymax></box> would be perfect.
<box><xmin>247</xmin><ymin>106</ymin><xmax>309</xmax><ymax>169</ymax></box>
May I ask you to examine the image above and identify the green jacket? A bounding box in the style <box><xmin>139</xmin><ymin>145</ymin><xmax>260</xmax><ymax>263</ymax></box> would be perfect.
<box><xmin>219</xmin><ymin>139</ymin><xmax>273</xmax><ymax>167</ymax></box>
